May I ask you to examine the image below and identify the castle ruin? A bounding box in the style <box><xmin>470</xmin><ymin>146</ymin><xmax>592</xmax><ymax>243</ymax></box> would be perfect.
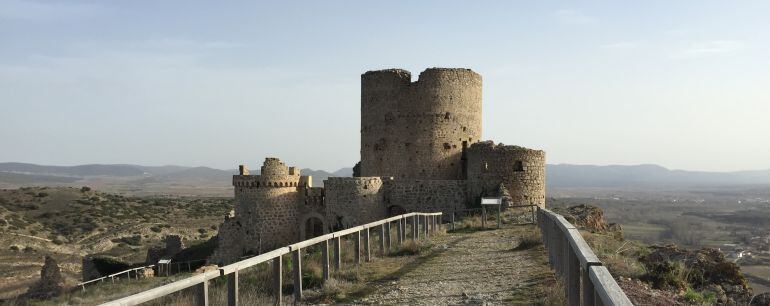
<box><xmin>210</xmin><ymin>68</ymin><xmax>545</xmax><ymax>264</ymax></box>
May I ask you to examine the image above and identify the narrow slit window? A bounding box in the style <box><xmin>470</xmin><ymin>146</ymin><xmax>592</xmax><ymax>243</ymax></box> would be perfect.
<box><xmin>514</xmin><ymin>160</ymin><xmax>524</xmax><ymax>172</ymax></box>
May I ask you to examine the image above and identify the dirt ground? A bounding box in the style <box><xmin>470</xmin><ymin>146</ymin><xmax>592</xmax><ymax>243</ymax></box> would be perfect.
<box><xmin>347</xmin><ymin>224</ymin><xmax>555</xmax><ymax>305</ymax></box>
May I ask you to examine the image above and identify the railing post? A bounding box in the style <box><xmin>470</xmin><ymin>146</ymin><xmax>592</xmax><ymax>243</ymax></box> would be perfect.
<box><xmin>568</xmin><ymin>250</ymin><xmax>580</xmax><ymax>306</ymax></box>
<box><xmin>322</xmin><ymin>239</ymin><xmax>330</xmax><ymax>280</ymax></box>
<box><xmin>497</xmin><ymin>205</ymin><xmax>501</xmax><ymax>229</ymax></box>
<box><xmin>413</xmin><ymin>215</ymin><xmax>419</xmax><ymax>240</ymax></box>
<box><xmin>583</xmin><ymin>268</ymin><xmax>595</xmax><ymax>306</ymax></box>
<box><xmin>397</xmin><ymin>218</ymin><xmax>403</xmax><ymax>245</ymax></box>
<box><xmin>274</xmin><ymin>256</ymin><xmax>283</xmax><ymax>306</ymax></box>
<box><xmin>292</xmin><ymin>249</ymin><xmax>302</xmax><ymax>302</ymax></box>
<box><xmin>482</xmin><ymin>206</ymin><xmax>487</xmax><ymax>229</ymax></box>
<box><xmin>424</xmin><ymin>215</ymin><xmax>429</xmax><ymax>237</ymax></box>
<box><xmin>364</xmin><ymin>227</ymin><xmax>371</xmax><ymax>262</ymax></box>
<box><xmin>379</xmin><ymin>224</ymin><xmax>386</xmax><ymax>255</ymax></box>
<box><xmin>333</xmin><ymin>237</ymin><xmax>341</xmax><ymax>272</ymax></box>
<box><xmin>227</xmin><ymin>269</ymin><xmax>239</xmax><ymax>306</ymax></box>
<box><xmin>385</xmin><ymin>222</ymin><xmax>392</xmax><ymax>252</ymax></box>
<box><xmin>355</xmin><ymin>230</ymin><xmax>361</xmax><ymax>264</ymax></box>
<box><xmin>196</xmin><ymin>280</ymin><xmax>209</xmax><ymax>306</ymax></box>
<box><xmin>451</xmin><ymin>211</ymin><xmax>455</xmax><ymax>231</ymax></box>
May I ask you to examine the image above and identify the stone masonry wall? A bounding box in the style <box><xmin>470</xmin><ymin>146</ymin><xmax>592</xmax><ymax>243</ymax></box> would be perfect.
<box><xmin>360</xmin><ymin>68</ymin><xmax>482</xmax><ymax>180</ymax></box>
<box><xmin>382</xmin><ymin>179</ymin><xmax>468</xmax><ymax>219</ymax></box>
<box><xmin>466</xmin><ymin>141</ymin><xmax>546</xmax><ymax>207</ymax></box>
<box><xmin>323</xmin><ymin>177</ymin><xmax>388</xmax><ymax>230</ymax></box>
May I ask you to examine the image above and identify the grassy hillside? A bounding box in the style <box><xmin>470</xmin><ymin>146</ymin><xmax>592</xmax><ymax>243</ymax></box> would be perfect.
<box><xmin>0</xmin><ymin>187</ymin><xmax>232</xmax><ymax>299</ymax></box>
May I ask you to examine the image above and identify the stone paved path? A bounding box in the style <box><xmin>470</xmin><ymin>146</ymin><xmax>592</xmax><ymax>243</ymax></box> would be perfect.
<box><xmin>349</xmin><ymin>224</ymin><xmax>553</xmax><ymax>305</ymax></box>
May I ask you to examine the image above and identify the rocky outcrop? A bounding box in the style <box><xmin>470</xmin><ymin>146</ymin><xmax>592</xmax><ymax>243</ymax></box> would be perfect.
<box><xmin>552</xmin><ymin>204</ymin><xmax>623</xmax><ymax>239</ymax></box>
<box><xmin>23</xmin><ymin>256</ymin><xmax>65</xmax><ymax>299</ymax></box>
<box><xmin>639</xmin><ymin>244</ymin><xmax>752</xmax><ymax>304</ymax></box>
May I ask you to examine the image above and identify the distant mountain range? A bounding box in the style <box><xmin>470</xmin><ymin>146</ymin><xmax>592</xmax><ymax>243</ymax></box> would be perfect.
<box><xmin>2</xmin><ymin>162</ymin><xmax>769</xmax><ymax>190</ymax></box>
<box><xmin>0</xmin><ymin>162</ymin><xmax>348</xmax><ymax>188</ymax></box>
<box><xmin>547</xmin><ymin>164</ymin><xmax>770</xmax><ymax>188</ymax></box>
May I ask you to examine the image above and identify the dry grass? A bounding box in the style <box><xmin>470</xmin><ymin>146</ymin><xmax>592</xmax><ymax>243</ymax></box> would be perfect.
<box><xmin>513</xmin><ymin>230</ymin><xmax>543</xmax><ymax>250</ymax></box>
<box><xmin>11</xmin><ymin>221</ymin><xmax>442</xmax><ymax>305</ymax></box>
<box><xmin>539</xmin><ymin>278</ymin><xmax>566</xmax><ymax>306</ymax></box>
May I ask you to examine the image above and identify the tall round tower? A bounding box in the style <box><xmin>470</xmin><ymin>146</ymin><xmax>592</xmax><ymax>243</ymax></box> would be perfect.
<box><xmin>360</xmin><ymin>68</ymin><xmax>482</xmax><ymax>180</ymax></box>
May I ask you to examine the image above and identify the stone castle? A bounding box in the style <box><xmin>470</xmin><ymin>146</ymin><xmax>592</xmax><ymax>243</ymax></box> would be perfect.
<box><xmin>211</xmin><ymin>68</ymin><xmax>545</xmax><ymax>264</ymax></box>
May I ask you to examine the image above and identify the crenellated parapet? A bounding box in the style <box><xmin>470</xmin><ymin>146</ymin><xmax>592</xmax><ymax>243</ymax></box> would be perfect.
<box><xmin>233</xmin><ymin>158</ymin><xmax>303</xmax><ymax>189</ymax></box>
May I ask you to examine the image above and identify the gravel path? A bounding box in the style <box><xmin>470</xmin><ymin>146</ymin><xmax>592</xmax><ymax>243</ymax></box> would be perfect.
<box><xmin>350</xmin><ymin>225</ymin><xmax>553</xmax><ymax>305</ymax></box>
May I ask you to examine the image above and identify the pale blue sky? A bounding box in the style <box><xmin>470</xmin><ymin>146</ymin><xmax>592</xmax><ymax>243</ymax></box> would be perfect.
<box><xmin>1</xmin><ymin>1</ymin><xmax>769</xmax><ymax>172</ymax></box>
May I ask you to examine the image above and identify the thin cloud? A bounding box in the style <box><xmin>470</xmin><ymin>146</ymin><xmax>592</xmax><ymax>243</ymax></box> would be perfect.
<box><xmin>601</xmin><ymin>42</ymin><xmax>640</xmax><ymax>50</ymax></box>
<box><xmin>672</xmin><ymin>40</ymin><xmax>745</xmax><ymax>59</ymax></box>
<box><xmin>0</xmin><ymin>0</ymin><xmax>103</xmax><ymax>21</ymax></box>
<box><xmin>553</xmin><ymin>9</ymin><xmax>598</xmax><ymax>25</ymax></box>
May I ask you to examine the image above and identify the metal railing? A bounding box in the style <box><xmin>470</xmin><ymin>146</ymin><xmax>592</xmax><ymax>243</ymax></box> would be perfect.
<box><xmin>100</xmin><ymin>212</ymin><xmax>442</xmax><ymax>306</ymax></box>
<box><xmin>538</xmin><ymin>208</ymin><xmax>633</xmax><ymax>306</ymax></box>
<box><xmin>77</xmin><ymin>264</ymin><xmax>155</xmax><ymax>292</ymax></box>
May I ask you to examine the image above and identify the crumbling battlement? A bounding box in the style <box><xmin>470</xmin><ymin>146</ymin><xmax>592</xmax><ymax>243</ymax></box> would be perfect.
<box><xmin>360</xmin><ymin>68</ymin><xmax>482</xmax><ymax>181</ymax></box>
<box><xmin>233</xmin><ymin>158</ymin><xmax>306</xmax><ymax>188</ymax></box>
<box><xmin>466</xmin><ymin>141</ymin><xmax>546</xmax><ymax>207</ymax></box>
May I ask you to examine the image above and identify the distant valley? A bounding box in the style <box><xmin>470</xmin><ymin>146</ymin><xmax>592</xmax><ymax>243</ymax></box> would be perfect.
<box><xmin>2</xmin><ymin>162</ymin><xmax>769</xmax><ymax>197</ymax></box>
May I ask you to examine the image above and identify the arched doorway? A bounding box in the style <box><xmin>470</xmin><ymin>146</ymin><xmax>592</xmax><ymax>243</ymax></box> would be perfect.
<box><xmin>388</xmin><ymin>205</ymin><xmax>406</xmax><ymax>217</ymax></box>
<box><xmin>304</xmin><ymin>217</ymin><xmax>324</xmax><ymax>239</ymax></box>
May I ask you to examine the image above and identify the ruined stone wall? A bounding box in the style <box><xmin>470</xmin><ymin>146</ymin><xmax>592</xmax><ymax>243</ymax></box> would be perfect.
<box><xmin>466</xmin><ymin>141</ymin><xmax>546</xmax><ymax>207</ymax></box>
<box><xmin>323</xmin><ymin>177</ymin><xmax>388</xmax><ymax>230</ymax></box>
<box><xmin>360</xmin><ymin>68</ymin><xmax>482</xmax><ymax>180</ymax></box>
<box><xmin>382</xmin><ymin>179</ymin><xmax>468</xmax><ymax>218</ymax></box>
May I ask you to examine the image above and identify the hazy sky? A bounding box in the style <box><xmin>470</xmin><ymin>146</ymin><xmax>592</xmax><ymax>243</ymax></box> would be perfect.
<box><xmin>2</xmin><ymin>1</ymin><xmax>769</xmax><ymax>172</ymax></box>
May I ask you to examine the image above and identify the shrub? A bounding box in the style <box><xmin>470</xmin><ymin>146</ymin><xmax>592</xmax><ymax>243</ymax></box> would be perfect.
<box><xmin>393</xmin><ymin>240</ymin><xmax>421</xmax><ymax>256</ymax></box>
<box><xmin>9</xmin><ymin>245</ymin><xmax>19</xmax><ymax>252</ymax></box>
<box><xmin>513</xmin><ymin>231</ymin><xmax>542</xmax><ymax>250</ymax></box>
<box><xmin>53</xmin><ymin>238</ymin><xmax>64</xmax><ymax>245</ymax></box>
<box><xmin>684</xmin><ymin>287</ymin><xmax>717</xmax><ymax>304</ymax></box>
<box><xmin>150</xmin><ymin>226</ymin><xmax>162</xmax><ymax>233</ymax></box>
<box><xmin>80</xmin><ymin>186</ymin><xmax>91</xmax><ymax>192</ymax></box>
<box><xmin>37</xmin><ymin>192</ymin><xmax>48</xmax><ymax>197</ymax></box>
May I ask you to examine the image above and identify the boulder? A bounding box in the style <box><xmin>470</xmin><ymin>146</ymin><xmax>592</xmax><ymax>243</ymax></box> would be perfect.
<box><xmin>552</xmin><ymin>204</ymin><xmax>623</xmax><ymax>238</ymax></box>
<box><xmin>639</xmin><ymin>244</ymin><xmax>752</xmax><ymax>304</ymax></box>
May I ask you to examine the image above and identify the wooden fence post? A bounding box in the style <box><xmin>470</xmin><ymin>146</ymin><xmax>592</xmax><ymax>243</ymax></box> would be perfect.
<box><xmin>451</xmin><ymin>211</ymin><xmax>455</xmax><ymax>231</ymax></box>
<box><xmin>227</xmin><ymin>269</ymin><xmax>239</xmax><ymax>306</ymax></box>
<box><xmin>292</xmin><ymin>249</ymin><xmax>302</xmax><ymax>302</ymax></box>
<box><xmin>322</xmin><ymin>239</ymin><xmax>330</xmax><ymax>280</ymax></box>
<box><xmin>333</xmin><ymin>237</ymin><xmax>341</xmax><ymax>272</ymax></box>
<box><xmin>413</xmin><ymin>215</ymin><xmax>419</xmax><ymax>240</ymax></box>
<box><xmin>568</xmin><ymin>250</ymin><xmax>580</xmax><ymax>306</ymax></box>
<box><xmin>196</xmin><ymin>280</ymin><xmax>209</xmax><ymax>306</ymax></box>
<box><xmin>355</xmin><ymin>231</ymin><xmax>361</xmax><ymax>265</ymax></box>
<box><xmin>497</xmin><ymin>205</ymin><xmax>501</xmax><ymax>229</ymax></box>
<box><xmin>364</xmin><ymin>228</ymin><xmax>371</xmax><ymax>262</ymax></box>
<box><xmin>482</xmin><ymin>206</ymin><xmax>487</xmax><ymax>229</ymax></box>
<box><xmin>385</xmin><ymin>222</ymin><xmax>392</xmax><ymax>252</ymax></box>
<box><xmin>424</xmin><ymin>215</ymin><xmax>429</xmax><ymax>237</ymax></box>
<box><xmin>274</xmin><ymin>256</ymin><xmax>283</xmax><ymax>306</ymax></box>
<box><xmin>583</xmin><ymin>267</ymin><xmax>595</xmax><ymax>306</ymax></box>
<box><xmin>379</xmin><ymin>224</ymin><xmax>386</xmax><ymax>255</ymax></box>
<box><xmin>397</xmin><ymin>218</ymin><xmax>403</xmax><ymax>245</ymax></box>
